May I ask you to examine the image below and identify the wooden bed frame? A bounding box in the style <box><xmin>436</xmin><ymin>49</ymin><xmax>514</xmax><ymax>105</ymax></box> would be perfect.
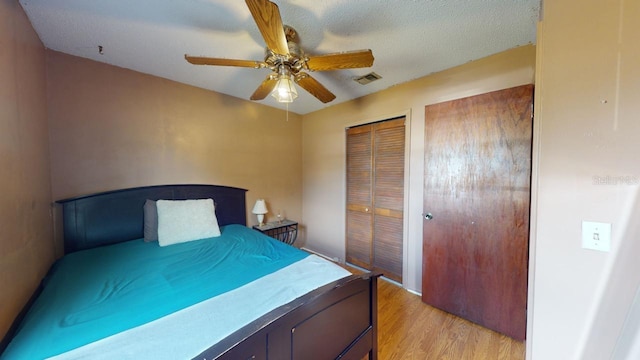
<box><xmin>3</xmin><ymin>184</ymin><xmax>379</xmax><ymax>360</ymax></box>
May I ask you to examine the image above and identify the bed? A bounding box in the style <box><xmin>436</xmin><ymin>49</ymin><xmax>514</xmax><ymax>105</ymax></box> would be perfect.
<box><xmin>1</xmin><ymin>184</ymin><xmax>379</xmax><ymax>359</ymax></box>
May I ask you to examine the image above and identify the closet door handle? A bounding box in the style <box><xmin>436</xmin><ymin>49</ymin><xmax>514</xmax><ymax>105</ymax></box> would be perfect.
<box><xmin>424</xmin><ymin>213</ymin><xmax>433</xmax><ymax>220</ymax></box>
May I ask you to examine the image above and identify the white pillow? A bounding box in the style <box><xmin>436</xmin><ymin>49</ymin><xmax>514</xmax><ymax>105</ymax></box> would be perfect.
<box><xmin>156</xmin><ymin>199</ymin><xmax>221</xmax><ymax>247</ymax></box>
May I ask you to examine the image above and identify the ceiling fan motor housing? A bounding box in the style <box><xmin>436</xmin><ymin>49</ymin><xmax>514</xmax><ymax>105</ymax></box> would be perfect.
<box><xmin>263</xmin><ymin>27</ymin><xmax>305</xmax><ymax>73</ymax></box>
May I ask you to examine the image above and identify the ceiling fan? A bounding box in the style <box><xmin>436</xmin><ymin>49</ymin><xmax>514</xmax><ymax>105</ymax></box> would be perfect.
<box><xmin>185</xmin><ymin>0</ymin><xmax>374</xmax><ymax>104</ymax></box>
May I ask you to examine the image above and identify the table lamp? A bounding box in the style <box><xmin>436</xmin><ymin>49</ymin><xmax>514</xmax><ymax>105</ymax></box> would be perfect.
<box><xmin>252</xmin><ymin>199</ymin><xmax>268</xmax><ymax>226</ymax></box>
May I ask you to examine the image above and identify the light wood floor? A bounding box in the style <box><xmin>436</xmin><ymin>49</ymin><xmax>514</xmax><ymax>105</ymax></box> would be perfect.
<box><xmin>376</xmin><ymin>277</ymin><xmax>525</xmax><ymax>360</ymax></box>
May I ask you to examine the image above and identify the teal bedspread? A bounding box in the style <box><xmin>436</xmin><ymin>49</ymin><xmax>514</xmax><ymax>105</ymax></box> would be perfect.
<box><xmin>1</xmin><ymin>225</ymin><xmax>309</xmax><ymax>359</ymax></box>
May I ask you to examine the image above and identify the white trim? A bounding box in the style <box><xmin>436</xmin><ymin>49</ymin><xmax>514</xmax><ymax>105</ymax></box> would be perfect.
<box><xmin>526</xmin><ymin>20</ymin><xmax>544</xmax><ymax>360</ymax></box>
<box><xmin>301</xmin><ymin>246</ymin><xmax>341</xmax><ymax>263</ymax></box>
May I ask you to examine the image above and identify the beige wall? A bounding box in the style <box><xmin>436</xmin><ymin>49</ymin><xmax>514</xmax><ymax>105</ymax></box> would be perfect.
<box><xmin>530</xmin><ymin>0</ymin><xmax>640</xmax><ymax>359</ymax></box>
<box><xmin>301</xmin><ymin>45</ymin><xmax>536</xmax><ymax>292</ymax></box>
<box><xmin>0</xmin><ymin>0</ymin><xmax>54</xmax><ymax>337</ymax></box>
<box><xmin>46</xmin><ymin>51</ymin><xmax>303</xmax><ymax>251</ymax></box>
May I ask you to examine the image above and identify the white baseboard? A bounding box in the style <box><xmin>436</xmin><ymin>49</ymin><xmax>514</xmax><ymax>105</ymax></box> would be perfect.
<box><xmin>300</xmin><ymin>247</ymin><xmax>341</xmax><ymax>264</ymax></box>
<box><xmin>301</xmin><ymin>247</ymin><xmax>423</xmax><ymax>296</ymax></box>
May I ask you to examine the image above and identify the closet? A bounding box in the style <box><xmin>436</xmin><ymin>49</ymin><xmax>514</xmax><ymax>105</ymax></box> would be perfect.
<box><xmin>346</xmin><ymin>117</ymin><xmax>405</xmax><ymax>283</ymax></box>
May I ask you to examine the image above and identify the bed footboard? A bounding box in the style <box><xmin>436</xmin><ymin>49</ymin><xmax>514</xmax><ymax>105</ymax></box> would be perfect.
<box><xmin>198</xmin><ymin>272</ymin><xmax>380</xmax><ymax>360</ymax></box>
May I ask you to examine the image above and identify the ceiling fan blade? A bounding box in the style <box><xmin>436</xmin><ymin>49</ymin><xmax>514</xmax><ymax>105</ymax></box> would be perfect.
<box><xmin>245</xmin><ymin>0</ymin><xmax>289</xmax><ymax>56</ymax></box>
<box><xmin>294</xmin><ymin>72</ymin><xmax>336</xmax><ymax>103</ymax></box>
<box><xmin>250</xmin><ymin>74</ymin><xmax>279</xmax><ymax>100</ymax></box>
<box><xmin>306</xmin><ymin>49</ymin><xmax>374</xmax><ymax>71</ymax></box>
<box><xmin>185</xmin><ymin>55</ymin><xmax>266</xmax><ymax>69</ymax></box>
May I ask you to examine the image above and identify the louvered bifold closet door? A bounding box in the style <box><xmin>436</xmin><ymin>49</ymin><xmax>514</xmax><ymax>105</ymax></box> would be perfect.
<box><xmin>372</xmin><ymin>119</ymin><xmax>405</xmax><ymax>282</ymax></box>
<box><xmin>346</xmin><ymin>117</ymin><xmax>405</xmax><ymax>283</ymax></box>
<box><xmin>346</xmin><ymin>125</ymin><xmax>373</xmax><ymax>269</ymax></box>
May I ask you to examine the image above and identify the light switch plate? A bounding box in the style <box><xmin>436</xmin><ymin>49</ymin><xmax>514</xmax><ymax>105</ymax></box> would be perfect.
<box><xmin>582</xmin><ymin>221</ymin><xmax>611</xmax><ymax>252</ymax></box>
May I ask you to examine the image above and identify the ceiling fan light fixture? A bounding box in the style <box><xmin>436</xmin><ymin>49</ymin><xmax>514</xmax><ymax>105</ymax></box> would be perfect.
<box><xmin>271</xmin><ymin>66</ymin><xmax>298</xmax><ymax>103</ymax></box>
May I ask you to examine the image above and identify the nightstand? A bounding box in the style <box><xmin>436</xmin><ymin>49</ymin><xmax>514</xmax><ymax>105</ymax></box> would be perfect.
<box><xmin>253</xmin><ymin>220</ymin><xmax>298</xmax><ymax>245</ymax></box>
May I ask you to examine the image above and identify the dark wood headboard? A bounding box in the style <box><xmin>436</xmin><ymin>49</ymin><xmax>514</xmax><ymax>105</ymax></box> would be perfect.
<box><xmin>55</xmin><ymin>184</ymin><xmax>247</xmax><ymax>254</ymax></box>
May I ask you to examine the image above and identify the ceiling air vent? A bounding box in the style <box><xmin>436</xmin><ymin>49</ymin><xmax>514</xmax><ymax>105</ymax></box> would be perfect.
<box><xmin>354</xmin><ymin>72</ymin><xmax>382</xmax><ymax>85</ymax></box>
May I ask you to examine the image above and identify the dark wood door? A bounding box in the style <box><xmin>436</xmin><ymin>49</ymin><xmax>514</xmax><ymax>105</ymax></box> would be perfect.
<box><xmin>422</xmin><ymin>85</ymin><xmax>533</xmax><ymax>340</ymax></box>
<box><xmin>347</xmin><ymin>117</ymin><xmax>405</xmax><ymax>282</ymax></box>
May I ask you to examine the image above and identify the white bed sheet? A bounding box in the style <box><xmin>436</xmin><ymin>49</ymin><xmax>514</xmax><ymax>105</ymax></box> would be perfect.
<box><xmin>50</xmin><ymin>255</ymin><xmax>351</xmax><ymax>360</ymax></box>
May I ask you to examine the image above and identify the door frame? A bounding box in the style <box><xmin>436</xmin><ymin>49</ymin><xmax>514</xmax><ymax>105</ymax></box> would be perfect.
<box><xmin>344</xmin><ymin>109</ymin><xmax>412</xmax><ymax>286</ymax></box>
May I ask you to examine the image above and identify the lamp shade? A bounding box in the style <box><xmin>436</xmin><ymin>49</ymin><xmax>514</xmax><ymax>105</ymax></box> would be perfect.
<box><xmin>252</xmin><ymin>199</ymin><xmax>268</xmax><ymax>214</ymax></box>
<box><xmin>271</xmin><ymin>65</ymin><xmax>298</xmax><ymax>103</ymax></box>
<box><xmin>271</xmin><ymin>76</ymin><xmax>298</xmax><ymax>103</ymax></box>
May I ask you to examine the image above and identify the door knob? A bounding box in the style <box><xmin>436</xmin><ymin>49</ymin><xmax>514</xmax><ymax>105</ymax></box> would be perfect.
<box><xmin>424</xmin><ymin>213</ymin><xmax>433</xmax><ymax>220</ymax></box>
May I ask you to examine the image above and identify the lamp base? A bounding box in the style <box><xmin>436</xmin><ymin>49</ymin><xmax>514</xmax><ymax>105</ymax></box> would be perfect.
<box><xmin>257</xmin><ymin>214</ymin><xmax>265</xmax><ymax>226</ymax></box>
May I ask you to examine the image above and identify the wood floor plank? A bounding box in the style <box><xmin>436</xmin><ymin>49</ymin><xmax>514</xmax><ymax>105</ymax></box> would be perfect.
<box><xmin>376</xmin><ymin>277</ymin><xmax>525</xmax><ymax>360</ymax></box>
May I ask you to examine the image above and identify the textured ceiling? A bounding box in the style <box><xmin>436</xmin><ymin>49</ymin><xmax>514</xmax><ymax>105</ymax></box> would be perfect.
<box><xmin>19</xmin><ymin>0</ymin><xmax>540</xmax><ymax>115</ymax></box>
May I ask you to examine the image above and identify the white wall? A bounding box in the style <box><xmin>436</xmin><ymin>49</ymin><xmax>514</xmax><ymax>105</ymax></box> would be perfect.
<box><xmin>529</xmin><ymin>0</ymin><xmax>640</xmax><ymax>358</ymax></box>
<box><xmin>302</xmin><ymin>45</ymin><xmax>535</xmax><ymax>292</ymax></box>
